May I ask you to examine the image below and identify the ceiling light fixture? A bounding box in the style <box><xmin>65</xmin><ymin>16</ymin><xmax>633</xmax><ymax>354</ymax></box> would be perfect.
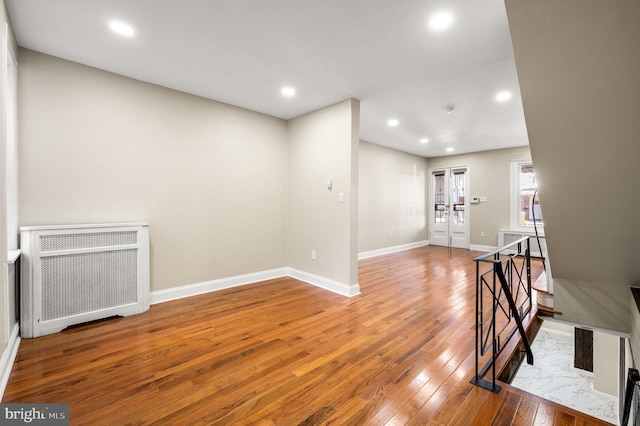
<box><xmin>387</xmin><ymin>118</ymin><xmax>399</xmax><ymax>127</ymax></box>
<box><xmin>429</xmin><ymin>11</ymin><xmax>454</xmax><ymax>31</ymax></box>
<box><xmin>281</xmin><ymin>86</ymin><xmax>296</xmax><ymax>97</ymax></box>
<box><xmin>446</xmin><ymin>147</ymin><xmax>454</xmax><ymax>153</ymax></box>
<box><xmin>445</xmin><ymin>104</ymin><xmax>456</xmax><ymax>114</ymax></box>
<box><xmin>109</xmin><ymin>20</ymin><xmax>135</xmax><ymax>37</ymax></box>
<box><xmin>420</xmin><ymin>138</ymin><xmax>429</xmax><ymax>144</ymax></box>
<box><xmin>495</xmin><ymin>91</ymin><xmax>512</xmax><ymax>102</ymax></box>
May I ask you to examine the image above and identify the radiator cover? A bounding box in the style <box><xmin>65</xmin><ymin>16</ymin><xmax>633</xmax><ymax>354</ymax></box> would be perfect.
<box><xmin>20</xmin><ymin>222</ymin><xmax>150</xmax><ymax>338</ymax></box>
<box><xmin>498</xmin><ymin>228</ymin><xmax>546</xmax><ymax>258</ymax></box>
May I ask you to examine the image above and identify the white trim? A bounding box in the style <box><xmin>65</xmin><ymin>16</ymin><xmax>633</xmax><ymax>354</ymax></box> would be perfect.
<box><xmin>0</xmin><ymin>323</ymin><xmax>20</xmax><ymax>398</ymax></box>
<box><xmin>150</xmin><ymin>267</ymin><xmax>288</xmax><ymax>304</ymax></box>
<box><xmin>469</xmin><ymin>244</ymin><xmax>497</xmax><ymax>253</ymax></box>
<box><xmin>4</xmin><ymin>22</ymin><xmax>18</xmax><ymax>352</ymax></box>
<box><xmin>6</xmin><ymin>249</ymin><xmax>19</xmax><ymax>264</ymax></box>
<box><xmin>287</xmin><ymin>268</ymin><xmax>360</xmax><ymax>297</ymax></box>
<box><xmin>151</xmin><ymin>266</ymin><xmax>361</xmax><ymax>303</ymax></box>
<box><xmin>19</xmin><ymin>222</ymin><xmax>150</xmax><ymax>232</ymax></box>
<box><xmin>358</xmin><ymin>240</ymin><xmax>429</xmax><ymax>260</ymax></box>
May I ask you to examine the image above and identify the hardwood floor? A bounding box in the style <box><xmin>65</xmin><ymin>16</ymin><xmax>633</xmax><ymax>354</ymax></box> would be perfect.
<box><xmin>4</xmin><ymin>246</ymin><xmax>612</xmax><ymax>425</ymax></box>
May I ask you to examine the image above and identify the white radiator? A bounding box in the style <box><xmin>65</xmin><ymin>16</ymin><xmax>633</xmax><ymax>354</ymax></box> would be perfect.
<box><xmin>498</xmin><ymin>228</ymin><xmax>546</xmax><ymax>258</ymax></box>
<box><xmin>20</xmin><ymin>222</ymin><xmax>150</xmax><ymax>338</ymax></box>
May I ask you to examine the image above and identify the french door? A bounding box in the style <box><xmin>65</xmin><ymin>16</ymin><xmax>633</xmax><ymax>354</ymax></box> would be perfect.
<box><xmin>430</xmin><ymin>167</ymin><xmax>469</xmax><ymax>248</ymax></box>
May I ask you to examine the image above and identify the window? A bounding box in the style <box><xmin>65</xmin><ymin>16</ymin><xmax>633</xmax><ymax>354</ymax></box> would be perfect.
<box><xmin>510</xmin><ymin>159</ymin><xmax>543</xmax><ymax>230</ymax></box>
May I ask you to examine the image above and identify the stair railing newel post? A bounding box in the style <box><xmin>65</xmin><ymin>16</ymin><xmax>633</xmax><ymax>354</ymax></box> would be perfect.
<box><xmin>492</xmin><ymin>252</ymin><xmax>499</xmax><ymax>390</ymax></box>
<box><xmin>474</xmin><ymin>258</ymin><xmax>480</xmax><ymax>387</ymax></box>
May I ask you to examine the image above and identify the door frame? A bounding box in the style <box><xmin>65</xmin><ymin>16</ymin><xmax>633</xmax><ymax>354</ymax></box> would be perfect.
<box><xmin>3</xmin><ymin>22</ymin><xmax>18</xmax><ymax>344</ymax></box>
<box><xmin>428</xmin><ymin>165</ymin><xmax>471</xmax><ymax>249</ymax></box>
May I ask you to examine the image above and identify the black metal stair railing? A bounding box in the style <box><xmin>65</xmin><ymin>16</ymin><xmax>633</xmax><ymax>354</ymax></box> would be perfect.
<box><xmin>471</xmin><ymin>236</ymin><xmax>534</xmax><ymax>393</ymax></box>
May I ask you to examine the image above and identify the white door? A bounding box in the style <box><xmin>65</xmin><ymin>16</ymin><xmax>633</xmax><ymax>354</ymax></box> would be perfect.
<box><xmin>430</xmin><ymin>167</ymin><xmax>469</xmax><ymax>248</ymax></box>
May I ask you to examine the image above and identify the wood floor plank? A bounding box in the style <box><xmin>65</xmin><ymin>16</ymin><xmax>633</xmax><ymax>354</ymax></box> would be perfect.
<box><xmin>555</xmin><ymin>410</ymin><xmax>577</xmax><ymax>426</ymax></box>
<box><xmin>445</xmin><ymin>384</ymin><xmax>490</xmax><ymax>425</ymax></box>
<box><xmin>513</xmin><ymin>397</ymin><xmax>538</xmax><ymax>425</ymax></box>
<box><xmin>491</xmin><ymin>390</ymin><xmax>522</xmax><ymax>425</ymax></box>
<box><xmin>2</xmin><ymin>246</ymin><xmax>612</xmax><ymax>425</ymax></box>
<box><xmin>467</xmin><ymin>387</ymin><xmax>505</xmax><ymax>425</ymax></box>
<box><xmin>533</xmin><ymin>403</ymin><xmax>557</xmax><ymax>426</ymax></box>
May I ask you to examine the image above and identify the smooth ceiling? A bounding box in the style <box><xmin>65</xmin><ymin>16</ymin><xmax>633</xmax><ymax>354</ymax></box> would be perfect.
<box><xmin>6</xmin><ymin>0</ymin><xmax>529</xmax><ymax>157</ymax></box>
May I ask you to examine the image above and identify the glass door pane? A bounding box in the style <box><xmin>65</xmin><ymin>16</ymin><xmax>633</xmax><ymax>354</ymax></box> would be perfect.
<box><xmin>452</xmin><ymin>170</ymin><xmax>465</xmax><ymax>225</ymax></box>
<box><xmin>434</xmin><ymin>171</ymin><xmax>446</xmax><ymax>224</ymax></box>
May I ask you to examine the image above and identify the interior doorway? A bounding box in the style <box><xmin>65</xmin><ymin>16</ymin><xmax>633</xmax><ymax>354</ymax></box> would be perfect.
<box><xmin>430</xmin><ymin>167</ymin><xmax>469</xmax><ymax>248</ymax></box>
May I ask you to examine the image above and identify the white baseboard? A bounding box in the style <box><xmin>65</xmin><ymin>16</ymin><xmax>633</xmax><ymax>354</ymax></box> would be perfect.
<box><xmin>358</xmin><ymin>240</ymin><xmax>429</xmax><ymax>260</ymax></box>
<box><xmin>150</xmin><ymin>268</ymin><xmax>288</xmax><ymax>304</ymax></box>
<box><xmin>469</xmin><ymin>244</ymin><xmax>497</xmax><ymax>253</ymax></box>
<box><xmin>287</xmin><ymin>268</ymin><xmax>360</xmax><ymax>297</ymax></box>
<box><xmin>151</xmin><ymin>266</ymin><xmax>361</xmax><ymax>304</ymax></box>
<box><xmin>0</xmin><ymin>323</ymin><xmax>20</xmax><ymax>398</ymax></box>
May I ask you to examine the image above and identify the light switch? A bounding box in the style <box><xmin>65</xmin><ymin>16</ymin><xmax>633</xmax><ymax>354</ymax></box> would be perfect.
<box><xmin>338</xmin><ymin>192</ymin><xmax>345</xmax><ymax>203</ymax></box>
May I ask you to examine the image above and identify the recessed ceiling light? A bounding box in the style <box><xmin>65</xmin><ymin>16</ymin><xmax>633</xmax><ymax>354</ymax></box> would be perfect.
<box><xmin>429</xmin><ymin>11</ymin><xmax>454</xmax><ymax>31</ymax></box>
<box><xmin>446</xmin><ymin>147</ymin><xmax>454</xmax><ymax>153</ymax></box>
<box><xmin>420</xmin><ymin>138</ymin><xmax>429</xmax><ymax>144</ymax></box>
<box><xmin>387</xmin><ymin>118</ymin><xmax>399</xmax><ymax>127</ymax></box>
<box><xmin>109</xmin><ymin>20</ymin><xmax>135</xmax><ymax>37</ymax></box>
<box><xmin>495</xmin><ymin>91</ymin><xmax>512</xmax><ymax>102</ymax></box>
<box><xmin>281</xmin><ymin>86</ymin><xmax>296</xmax><ymax>97</ymax></box>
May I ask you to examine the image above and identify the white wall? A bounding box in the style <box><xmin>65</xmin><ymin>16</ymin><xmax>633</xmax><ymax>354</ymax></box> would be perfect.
<box><xmin>0</xmin><ymin>0</ymin><xmax>7</xmax><ymax>353</ymax></box>
<box><xmin>287</xmin><ymin>99</ymin><xmax>360</xmax><ymax>295</ymax></box>
<box><xmin>506</xmin><ymin>0</ymin><xmax>640</xmax><ymax>333</ymax></box>
<box><xmin>18</xmin><ymin>49</ymin><xmax>289</xmax><ymax>293</ymax></box>
<box><xmin>593</xmin><ymin>331</ymin><xmax>619</xmax><ymax>397</ymax></box>
<box><xmin>358</xmin><ymin>141</ymin><xmax>428</xmax><ymax>254</ymax></box>
<box><xmin>632</xmin><ymin>292</ymin><xmax>640</xmax><ymax>367</ymax></box>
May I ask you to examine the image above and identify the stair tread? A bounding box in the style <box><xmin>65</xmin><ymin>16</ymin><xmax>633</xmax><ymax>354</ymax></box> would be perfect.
<box><xmin>532</xmin><ymin>271</ymin><xmax>550</xmax><ymax>294</ymax></box>
<box><xmin>537</xmin><ymin>304</ymin><xmax>555</xmax><ymax>317</ymax></box>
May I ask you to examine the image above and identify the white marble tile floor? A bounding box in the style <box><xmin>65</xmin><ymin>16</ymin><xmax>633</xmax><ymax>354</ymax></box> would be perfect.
<box><xmin>510</xmin><ymin>327</ymin><xmax>618</xmax><ymax>424</ymax></box>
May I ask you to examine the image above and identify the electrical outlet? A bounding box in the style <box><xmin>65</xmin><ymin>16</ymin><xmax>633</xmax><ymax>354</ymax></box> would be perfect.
<box><xmin>387</xmin><ymin>231</ymin><xmax>392</xmax><ymax>238</ymax></box>
<box><xmin>480</xmin><ymin>231</ymin><xmax>485</xmax><ymax>237</ymax></box>
<box><xmin>311</xmin><ymin>250</ymin><xmax>316</xmax><ymax>260</ymax></box>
